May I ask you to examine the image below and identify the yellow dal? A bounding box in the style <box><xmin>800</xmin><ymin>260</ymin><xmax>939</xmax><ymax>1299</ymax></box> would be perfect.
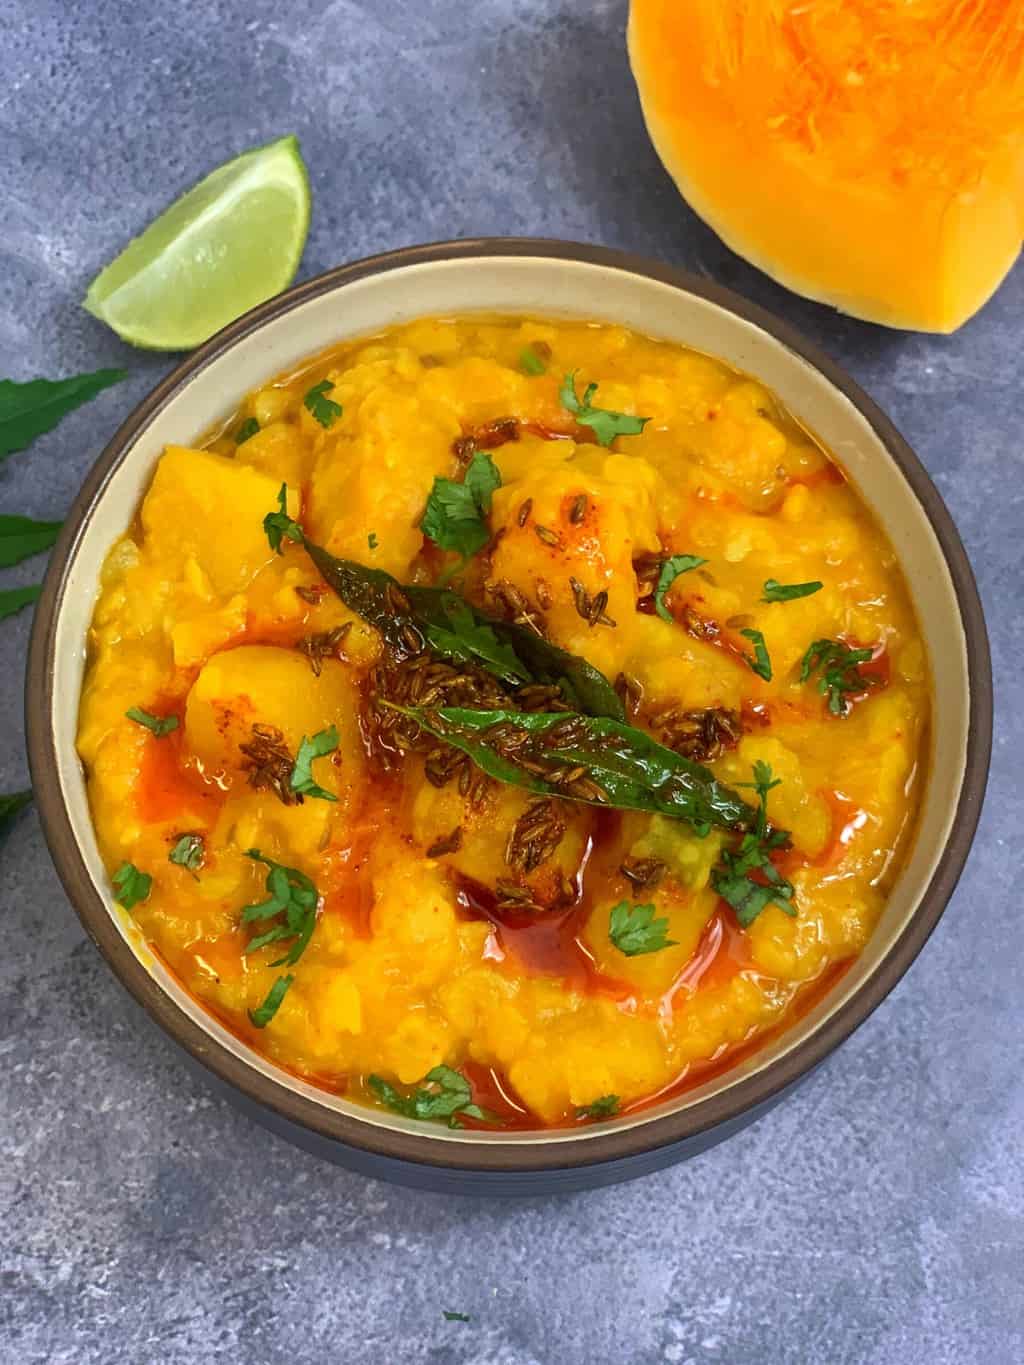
<box><xmin>77</xmin><ymin>316</ymin><xmax>929</xmax><ymax>1125</ymax></box>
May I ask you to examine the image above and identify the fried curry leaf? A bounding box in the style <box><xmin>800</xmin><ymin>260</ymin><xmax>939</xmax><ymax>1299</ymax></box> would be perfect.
<box><xmin>421</xmin><ymin>451</ymin><xmax>501</xmax><ymax>559</ymax></box>
<box><xmin>112</xmin><ymin>861</ymin><xmax>152</xmax><ymax>911</ymax></box>
<box><xmin>290</xmin><ymin>725</ymin><xmax>339</xmax><ymax>802</ymax></box>
<box><xmin>608</xmin><ymin>901</ymin><xmax>677</xmax><ymax>956</ymax></box>
<box><xmin>234</xmin><ymin>416</ymin><xmax>260</xmax><ymax>445</ymax></box>
<box><xmin>653</xmin><ymin>554</ymin><xmax>707</xmax><ymax>622</ymax></box>
<box><xmin>0</xmin><ymin>368</ymin><xmax>126</xmax><ymax>460</ymax></box>
<box><xmin>368</xmin><ymin>1065</ymin><xmax>484</xmax><ymax>1126</ymax></box>
<box><xmin>575</xmin><ymin>1094</ymin><xmax>620</xmax><ymax>1121</ymax></box>
<box><xmin>263</xmin><ymin>483</ymin><xmax>303</xmax><ymax>555</ymax></box>
<box><xmin>761</xmin><ymin>578</ymin><xmax>823</xmax><ymax>603</ymax></box>
<box><xmin>303</xmin><ymin>379</ymin><xmax>342</xmax><ymax>429</ymax></box>
<box><xmin>126</xmin><ymin>706</ymin><xmax>179</xmax><ymax>737</ymax></box>
<box><xmin>386</xmin><ymin>704</ymin><xmax>760</xmax><ymax>835</ymax></box>
<box><xmin>800</xmin><ymin>638</ymin><xmax>876</xmax><ymax>716</ymax></box>
<box><xmin>560</xmin><ymin>371</ymin><xmax>650</xmax><ymax>447</ymax></box>
<box><xmin>303</xmin><ymin>540</ymin><xmax>625</xmax><ymax>719</ymax></box>
<box><xmin>711</xmin><ymin>761</ymin><xmax>795</xmax><ymax>927</ymax></box>
<box><xmin>250</xmin><ymin>973</ymin><xmax>294</xmax><ymax>1028</ymax></box>
<box><xmin>0</xmin><ymin>584</ymin><xmax>42</xmax><ymax>620</ymax></box>
<box><xmin>169</xmin><ymin>833</ymin><xmax>204</xmax><ymax>874</ymax></box>
<box><xmin>0</xmin><ymin>514</ymin><xmax>63</xmax><ymax>567</ymax></box>
<box><xmin>740</xmin><ymin>627</ymin><xmax>773</xmax><ymax>681</ymax></box>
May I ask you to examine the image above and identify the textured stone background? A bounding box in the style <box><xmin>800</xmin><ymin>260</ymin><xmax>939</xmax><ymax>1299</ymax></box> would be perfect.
<box><xmin>1</xmin><ymin>2</ymin><xmax>1021</xmax><ymax>1362</ymax></box>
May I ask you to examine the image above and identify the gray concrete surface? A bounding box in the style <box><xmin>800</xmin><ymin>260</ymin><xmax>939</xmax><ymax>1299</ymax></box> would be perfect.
<box><xmin>1</xmin><ymin>2</ymin><xmax>1021</xmax><ymax>1362</ymax></box>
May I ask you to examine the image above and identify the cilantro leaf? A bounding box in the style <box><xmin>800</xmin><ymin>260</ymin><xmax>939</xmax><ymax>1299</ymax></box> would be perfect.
<box><xmin>608</xmin><ymin>900</ymin><xmax>677</xmax><ymax>956</ymax></box>
<box><xmin>0</xmin><ymin>584</ymin><xmax>41</xmax><ymax>621</ymax></box>
<box><xmin>520</xmin><ymin>345</ymin><xmax>548</xmax><ymax>376</ymax></box>
<box><xmin>235</xmin><ymin>417</ymin><xmax>260</xmax><ymax>445</ymax></box>
<box><xmin>264</xmin><ymin>483</ymin><xmax>303</xmax><ymax>555</ymax></box>
<box><xmin>112</xmin><ymin>862</ymin><xmax>152</xmax><ymax>911</ymax></box>
<box><xmin>800</xmin><ymin>638</ymin><xmax>876</xmax><ymax>716</ymax></box>
<box><xmin>575</xmin><ymin>1094</ymin><xmax>620</xmax><ymax>1120</ymax></box>
<box><xmin>290</xmin><ymin>725</ymin><xmax>339</xmax><ymax>802</ymax></box>
<box><xmin>126</xmin><ymin>706</ymin><xmax>178</xmax><ymax>738</ymax></box>
<box><xmin>711</xmin><ymin>762</ymin><xmax>795</xmax><ymax>926</ymax></box>
<box><xmin>0</xmin><ymin>514</ymin><xmax>62</xmax><ymax>568</ymax></box>
<box><xmin>421</xmin><ymin>451</ymin><xmax>501</xmax><ymax>559</ymax></box>
<box><xmin>740</xmin><ymin>628</ymin><xmax>772</xmax><ymax>681</ymax></box>
<box><xmin>560</xmin><ymin>371</ymin><xmax>650</xmax><ymax>448</ymax></box>
<box><xmin>241</xmin><ymin>849</ymin><xmax>320</xmax><ymax>968</ymax></box>
<box><xmin>0</xmin><ymin>369</ymin><xmax>126</xmax><ymax>460</ymax></box>
<box><xmin>303</xmin><ymin>379</ymin><xmax>342</xmax><ymax>429</ymax></box>
<box><xmin>653</xmin><ymin>554</ymin><xmax>707</xmax><ymax>622</ymax></box>
<box><xmin>368</xmin><ymin>1065</ymin><xmax>485</xmax><ymax>1125</ymax></box>
<box><xmin>367</xmin><ymin>531</ymin><xmax>378</xmax><ymax>550</ymax></box>
<box><xmin>249</xmin><ymin>973</ymin><xmax>294</xmax><ymax>1028</ymax></box>
<box><xmin>0</xmin><ymin>789</ymin><xmax>33</xmax><ymax>833</ymax></box>
<box><xmin>443</xmin><ymin>1311</ymin><xmax>471</xmax><ymax>1323</ymax></box>
<box><xmin>761</xmin><ymin>578</ymin><xmax>823</xmax><ymax>603</ymax></box>
<box><xmin>169</xmin><ymin>833</ymin><xmax>204</xmax><ymax>874</ymax></box>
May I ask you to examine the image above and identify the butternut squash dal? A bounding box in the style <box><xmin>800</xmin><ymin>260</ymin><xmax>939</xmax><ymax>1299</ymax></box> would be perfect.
<box><xmin>78</xmin><ymin>316</ymin><xmax>929</xmax><ymax>1129</ymax></box>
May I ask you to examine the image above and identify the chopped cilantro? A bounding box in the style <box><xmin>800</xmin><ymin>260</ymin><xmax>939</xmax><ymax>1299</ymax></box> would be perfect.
<box><xmin>761</xmin><ymin>578</ymin><xmax>823</xmax><ymax>603</ymax></box>
<box><xmin>367</xmin><ymin>531</ymin><xmax>378</xmax><ymax>550</ymax></box>
<box><xmin>263</xmin><ymin>483</ymin><xmax>304</xmax><ymax>555</ymax></box>
<box><xmin>368</xmin><ymin>1065</ymin><xmax>484</xmax><ymax>1126</ymax></box>
<box><xmin>560</xmin><ymin>371</ymin><xmax>650</xmax><ymax>447</ymax></box>
<box><xmin>112</xmin><ymin>862</ymin><xmax>152</xmax><ymax>911</ymax></box>
<box><xmin>421</xmin><ymin>595</ymin><xmax>529</xmax><ymax>683</ymax></box>
<box><xmin>168</xmin><ymin>833</ymin><xmax>204</xmax><ymax>875</ymax></box>
<box><xmin>575</xmin><ymin>1094</ymin><xmax>620</xmax><ymax>1121</ymax></box>
<box><xmin>250</xmin><ymin>974</ymin><xmax>294</xmax><ymax>1028</ymax></box>
<box><xmin>125</xmin><ymin>706</ymin><xmax>178</xmax><ymax>738</ymax></box>
<box><xmin>290</xmin><ymin>725</ymin><xmax>339</xmax><ymax>802</ymax></box>
<box><xmin>740</xmin><ymin>627</ymin><xmax>772</xmax><ymax>681</ymax></box>
<box><xmin>421</xmin><ymin>451</ymin><xmax>502</xmax><ymax>559</ymax></box>
<box><xmin>800</xmin><ymin>638</ymin><xmax>876</xmax><ymax>716</ymax></box>
<box><xmin>303</xmin><ymin>379</ymin><xmax>342</xmax><ymax>428</ymax></box>
<box><xmin>608</xmin><ymin>900</ymin><xmax>677</xmax><ymax>956</ymax></box>
<box><xmin>520</xmin><ymin>345</ymin><xmax>547</xmax><ymax>376</ymax></box>
<box><xmin>234</xmin><ymin>417</ymin><xmax>260</xmax><ymax>445</ymax></box>
<box><xmin>653</xmin><ymin>554</ymin><xmax>707</xmax><ymax>622</ymax></box>
<box><xmin>711</xmin><ymin>761</ymin><xmax>795</xmax><ymax>926</ymax></box>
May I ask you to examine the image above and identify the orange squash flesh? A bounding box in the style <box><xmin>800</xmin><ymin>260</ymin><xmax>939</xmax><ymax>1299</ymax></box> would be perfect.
<box><xmin>628</xmin><ymin>0</ymin><xmax>1024</xmax><ymax>332</ymax></box>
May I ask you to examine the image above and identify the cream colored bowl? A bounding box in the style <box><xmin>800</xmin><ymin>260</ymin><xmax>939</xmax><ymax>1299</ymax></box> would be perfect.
<box><xmin>26</xmin><ymin>241</ymin><xmax>991</xmax><ymax>1194</ymax></box>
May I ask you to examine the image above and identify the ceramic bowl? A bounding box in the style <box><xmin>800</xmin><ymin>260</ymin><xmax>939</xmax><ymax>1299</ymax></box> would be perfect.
<box><xmin>26</xmin><ymin>240</ymin><xmax>992</xmax><ymax>1194</ymax></box>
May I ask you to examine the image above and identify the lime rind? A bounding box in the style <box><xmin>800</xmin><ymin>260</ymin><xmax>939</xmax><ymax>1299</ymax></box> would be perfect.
<box><xmin>83</xmin><ymin>134</ymin><xmax>311</xmax><ymax>351</ymax></box>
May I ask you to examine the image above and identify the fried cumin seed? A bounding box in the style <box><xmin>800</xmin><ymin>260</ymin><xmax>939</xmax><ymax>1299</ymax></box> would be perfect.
<box><xmin>621</xmin><ymin>857</ymin><xmax>667</xmax><ymax>891</ymax></box>
<box><xmin>239</xmin><ymin>724</ymin><xmax>302</xmax><ymax>806</ymax></box>
<box><xmin>297</xmin><ymin>623</ymin><xmax>352</xmax><ymax>676</ymax></box>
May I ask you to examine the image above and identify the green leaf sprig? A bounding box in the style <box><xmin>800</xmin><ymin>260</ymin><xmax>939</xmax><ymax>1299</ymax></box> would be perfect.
<box><xmin>421</xmin><ymin>451</ymin><xmax>501</xmax><ymax>559</ymax></box>
<box><xmin>609</xmin><ymin>901</ymin><xmax>677</xmax><ymax>956</ymax></box>
<box><xmin>241</xmin><ymin>849</ymin><xmax>320</xmax><ymax>1027</ymax></box>
<box><xmin>112</xmin><ymin>861</ymin><xmax>152</xmax><ymax>911</ymax></box>
<box><xmin>303</xmin><ymin>379</ymin><xmax>342</xmax><ymax>429</ymax></box>
<box><xmin>762</xmin><ymin>578</ymin><xmax>823</xmax><ymax>603</ymax></box>
<box><xmin>560</xmin><ymin>372</ymin><xmax>650</xmax><ymax>447</ymax></box>
<box><xmin>575</xmin><ymin>1094</ymin><xmax>620</xmax><ymax>1121</ymax></box>
<box><xmin>169</xmin><ymin>833</ymin><xmax>205</xmax><ymax>875</ymax></box>
<box><xmin>800</xmin><ymin>638</ymin><xmax>876</xmax><ymax>716</ymax></box>
<box><xmin>653</xmin><ymin>554</ymin><xmax>707</xmax><ymax>622</ymax></box>
<box><xmin>126</xmin><ymin>706</ymin><xmax>179</xmax><ymax>737</ymax></box>
<box><xmin>368</xmin><ymin>1065</ymin><xmax>484</xmax><ymax>1127</ymax></box>
<box><xmin>711</xmin><ymin>761</ymin><xmax>795</xmax><ymax>926</ymax></box>
<box><xmin>290</xmin><ymin>726</ymin><xmax>339</xmax><ymax>802</ymax></box>
<box><xmin>740</xmin><ymin>627</ymin><xmax>772</xmax><ymax>681</ymax></box>
<box><xmin>0</xmin><ymin>369</ymin><xmax>126</xmax><ymax>459</ymax></box>
<box><xmin>263</xmin><ymin>483</ymin><xmax>304</xmax><ymax>555</ymax></box>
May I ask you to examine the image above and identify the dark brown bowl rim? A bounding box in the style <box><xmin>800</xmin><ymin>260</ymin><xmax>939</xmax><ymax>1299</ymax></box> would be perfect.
<box><xmin>26</xmin><ymin>238</ymin><xmax>992</xmax><ymax>1174</ymax></box>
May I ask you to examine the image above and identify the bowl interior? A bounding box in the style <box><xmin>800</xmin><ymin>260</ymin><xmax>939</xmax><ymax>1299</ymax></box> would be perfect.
<box><xmin>41</xmin><ymin>248</ymin><xmax>977</xmax><ymax>1154</ymax></box>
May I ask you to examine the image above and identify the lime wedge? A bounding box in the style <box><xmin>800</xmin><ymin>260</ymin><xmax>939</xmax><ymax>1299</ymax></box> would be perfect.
<box><xmin>83</xmin><ymin>135</ymin><xmax>311</xmax><ymax>351</ymax></box>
